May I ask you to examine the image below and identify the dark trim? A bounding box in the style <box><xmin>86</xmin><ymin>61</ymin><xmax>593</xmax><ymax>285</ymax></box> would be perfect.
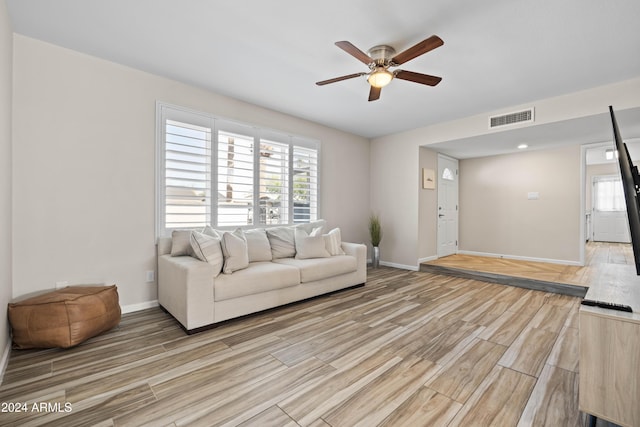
<box><xmin>420</xmin><ymin>264</ymin><xmax>588</xmax><ymax>298</ymax></box>
<box><xmin>161</xmin><ymin>282</ymin><xmax>366</xmax><ymax>335</ymax></box>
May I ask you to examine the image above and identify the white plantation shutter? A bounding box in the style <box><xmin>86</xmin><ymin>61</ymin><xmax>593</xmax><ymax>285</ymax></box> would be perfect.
<box><xmin>293</xmin><ymin>144</ymin><xmax>319</xmax><ymax>223</ymax></box>
<box><xmin>259</xmin><ymin>138</ymin><xmax>289</xmax><ymax>225</ymax></box>
<box><xmin>159</xmin><ymin>110</ymin><xmax>213</xmax><ymax>230</ymax></box>
<box><xmin>217</xmin><ymin>129</ymin><xmax>254</xmax><ymax>226</ymax></box>
<box><xmin>156</xmin><ymin>103</ymin><xmax>320</xmax><ymax>236</ymax></box>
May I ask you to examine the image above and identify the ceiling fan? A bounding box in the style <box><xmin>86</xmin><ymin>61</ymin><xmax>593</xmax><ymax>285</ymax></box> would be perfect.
<box><xmin>316</xmin><ymin>35</ymin><xmax>444</xmax><ymax>101</ymax></box>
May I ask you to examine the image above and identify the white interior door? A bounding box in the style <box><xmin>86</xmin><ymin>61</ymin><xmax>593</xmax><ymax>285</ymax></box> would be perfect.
<box><xmin>592</xmin><ymin>175</ymin><xmax>631</xmax><ymax>243</ymax></box>
<box><xmin>437</xmin><ymin>155</ymin><xmax>459</xmax><ymax>257</ymax></box>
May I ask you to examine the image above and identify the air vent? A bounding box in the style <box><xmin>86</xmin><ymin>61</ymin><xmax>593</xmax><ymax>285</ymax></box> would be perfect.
<box><xmin>489</xmin><ymin>108</ymin><xmax>534</xmax><ymax>129</ymax></box>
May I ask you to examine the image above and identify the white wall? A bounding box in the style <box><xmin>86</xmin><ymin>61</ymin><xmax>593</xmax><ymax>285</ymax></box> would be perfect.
<box><xmin>459</xmin><ymin>145</ymin><xmax>581</xmax><ymax>263</ymax></box>
<box><xmin>371</xmin><ymin>77</ymin><xmax>640</xmax><ymax>268</ymax></box>
<box><xmin>12</xmin><ymin>35</ymin><xmax>370</xmax><ymax>309</ymax></box>
<box><xmin>418</xmin><ymin>147</ymin><xmax>438</xmax><ymax>262</ymax></box>
<box><xmin>0</xmin><ymin>0</ymin><xmax>13</xmax><ymax>372</ymax></box>
<box><xmin>369</xmin><ymin>136</ymin><xmax>419</xmax><ymax>270</ymax></box>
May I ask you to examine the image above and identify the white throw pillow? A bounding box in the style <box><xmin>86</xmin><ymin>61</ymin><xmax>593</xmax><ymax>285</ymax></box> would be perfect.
<box><xmin>295</xmin><ymin>227</ymin><xmax>330</xmax><ymax>259</ymax></box>
<box><xmin>201</xmin><ymin>225</ymin><xmax>221</xmax><ymax>238</ymax></box>
<box><xmin>244</xmin><ymin>228</ymin><xmax>273</xmax><ymax>262</ymax></box>
<box><xmin>266</xmin><ymin>226</ymin><xmax>296</xmax><ymax>259</ymax></box>
<box><xmin>221</xmin><ymin>228</ymin><xmax>249</xmax><ymax>274</ymax></box>
<box><xmin>324</xmin><ymin>228</ymin><xmax>346</xmax><ymax>256</ymax></box>
<box><xmin>190</xmin><ymin>231</ymin><xmax>223</xmax><ymax>276</ymax></box>
<box><xmin>295</xmin><ymin>219</ymin><xmax>327</xmax><ymax>235</ymax></box>
<box><xmin>170</xmin><ymin>230</ymin><xmax>193</xmax><ymax>256</ymax></box>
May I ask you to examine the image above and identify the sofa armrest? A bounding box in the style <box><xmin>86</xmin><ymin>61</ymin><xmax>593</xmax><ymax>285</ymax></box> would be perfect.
<box><xmin>158</xmin><ymin>254</ymin><xmax>216</xmax><ymax>331</ymax></box>
<box><xmin>341</xmin><ymin>242</ymin><xmax>367</xmax><ymax>284</ymax></box>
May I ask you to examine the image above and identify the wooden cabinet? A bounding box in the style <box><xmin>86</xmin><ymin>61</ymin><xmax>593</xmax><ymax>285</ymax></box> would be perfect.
<box><xmin>579</xmin><ymin>278</ymin><xmax>640</xmax><ymax>427</ymax></box>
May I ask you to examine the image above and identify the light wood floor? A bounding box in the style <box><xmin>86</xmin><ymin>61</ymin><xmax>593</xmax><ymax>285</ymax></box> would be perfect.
<box><xmin>424</xmin><ymin>242</ymin><xmax>638</xmax><ymax>289</ymax></box>
<box><xmin>0</xmin><ymin>268</ymin><xmax>599</xmax><ymax>426</ymax></box>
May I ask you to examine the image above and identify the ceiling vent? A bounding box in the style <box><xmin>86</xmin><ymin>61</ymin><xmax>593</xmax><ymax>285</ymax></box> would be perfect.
<box><xmin>489</xmin><ymin>108</ymin><xmax>534</xmax><ymax>129</ymax></box>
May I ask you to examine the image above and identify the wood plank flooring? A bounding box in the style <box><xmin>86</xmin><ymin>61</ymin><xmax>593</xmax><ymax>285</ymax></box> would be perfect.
<box><xmin>422</xmin><ymin>242</ymin><xmax>638</xmax><ymax>291</ymax></box>
<box><xmin>0</xmin><ymin>267</ymin><xmax>600</xmax><ymax>426</ymax></box>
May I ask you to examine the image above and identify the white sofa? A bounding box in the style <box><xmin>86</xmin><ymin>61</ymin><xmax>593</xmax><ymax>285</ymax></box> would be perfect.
<box><xmin>157</xmin><ymin>222</ymin><xmax>367</xmax><ymax>333</ymax></box>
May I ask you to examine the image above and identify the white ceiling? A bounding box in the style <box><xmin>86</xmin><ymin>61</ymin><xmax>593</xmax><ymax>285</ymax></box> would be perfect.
<box><xmin>6</xmin><ymin>0</ymin><xmax>640</xmax><ymax>153</ymax></box>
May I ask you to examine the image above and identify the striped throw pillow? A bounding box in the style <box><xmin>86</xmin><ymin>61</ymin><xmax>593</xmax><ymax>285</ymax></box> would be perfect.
<box><xmin>190</xmin><ymin>231</ymin><xmax>224</xmax><ymax>276</ymax></box>
<box><xmin>324</xmin><ymin>228</ymin><xmax>346</xmax><ymax>256</ymax></box>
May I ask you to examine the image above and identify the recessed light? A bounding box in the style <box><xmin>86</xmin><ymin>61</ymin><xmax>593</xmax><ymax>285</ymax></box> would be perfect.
<box><xmin>517</xmin><ymin>144</ymin><xmax>528</xmax><ymax>149</ymax></box>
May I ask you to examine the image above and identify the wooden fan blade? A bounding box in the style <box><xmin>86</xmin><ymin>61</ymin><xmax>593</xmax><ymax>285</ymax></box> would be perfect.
<box><xmin>335</xmin><ymin>41</ymin><xmax>373</xmax><ymax>65</ymax></box>
<box><xmin>394</xmin><ymin>70</ymin><xmax>442</xmax><ymax>86</ymax></box>
<box><xmin>368</xmin><ymin>86</ymin><xmax>381</xmax><ymax>101</ymax></box>
<box><xmin>391</xmin><ymin>35</ymin><xmax>444</xmax><ymax>65</ymax></box>
<box><xmin>316</xmin><ymin>72</ymin><xmax>366</xmax><ymax>86</ymax></box>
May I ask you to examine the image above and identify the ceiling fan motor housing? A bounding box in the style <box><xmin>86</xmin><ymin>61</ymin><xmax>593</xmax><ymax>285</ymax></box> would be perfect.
<box><xmin>367</xmin><ymin>45</ymin><xmax>396</xmax><ymax>66</ymax></box>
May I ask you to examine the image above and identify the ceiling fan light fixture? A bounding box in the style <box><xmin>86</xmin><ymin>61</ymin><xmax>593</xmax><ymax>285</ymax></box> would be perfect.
<box><xmin>367</xmin><ymin>68</ymin><xmax>393</xmax><ymax>88</ymax></box>
<box><xmin>318</xmin><ymin>36</ymin><xmax>443</xmax><ymax>100</ymax></box>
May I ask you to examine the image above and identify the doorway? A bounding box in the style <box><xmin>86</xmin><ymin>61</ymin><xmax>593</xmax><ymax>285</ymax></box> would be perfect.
<box><xmin>437</xmin><ymin>154</ymin><xmax>459</xmax><ymax>258</ymax></box>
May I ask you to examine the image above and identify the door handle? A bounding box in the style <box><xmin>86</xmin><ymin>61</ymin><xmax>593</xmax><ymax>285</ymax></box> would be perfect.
<box><xmin>439</xmin><ymin>214</ymin><xmax>445</xmax><ymax>218</ymax></box>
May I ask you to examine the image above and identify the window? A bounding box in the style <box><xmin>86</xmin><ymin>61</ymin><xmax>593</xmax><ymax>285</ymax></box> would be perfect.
<box><xmin>259</xmin><ymin>139</ymin><xmax>289</xmax><ymax>224</ymax></box>
<box><xmin>293</xmin><ymin>144</ymin><xmax>318</xmax><ymax>222</ymax></box>
<box><xmin>164</xmin><ymin>119</ymin><xmax>211</xmax><ymax>229</ymax></box>
<box><xmin>157</xmin><ymin>103</ymin><xmax>320</xmax><ymax>235</ymax></box>
<box><xmin>442</xmin><ymin>167</ymin><xmax>455</xmax><ymax>181</ymax></box>
<box><xmin>217</xmin><ymin>129</ymin><xmax>254</xmax><ymax>226</ymax></box>
<box><xmin>594</xmin><ymin>175</ymin><xmax>626</xmax><ymax>212</ymax></box>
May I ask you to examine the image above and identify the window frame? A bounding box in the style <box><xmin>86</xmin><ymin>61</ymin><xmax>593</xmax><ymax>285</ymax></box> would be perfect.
<box><xmin>156</xmin><ymin>102</ymin><xmax>321</xmax><ymax>237</ymax></box>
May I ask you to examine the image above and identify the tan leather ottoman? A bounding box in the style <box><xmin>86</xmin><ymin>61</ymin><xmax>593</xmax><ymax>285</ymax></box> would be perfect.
<box><xmin>8</xmin><ymin>285</ymin><xmax>121</xmax><ymax>349</ymax></box>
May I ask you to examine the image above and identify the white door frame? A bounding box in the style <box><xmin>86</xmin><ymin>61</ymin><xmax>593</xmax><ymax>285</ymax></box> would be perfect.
<box><xmin>580</xmin><ymin>141</ymin><xmax>613</xmax><ymax>266</ymax></box>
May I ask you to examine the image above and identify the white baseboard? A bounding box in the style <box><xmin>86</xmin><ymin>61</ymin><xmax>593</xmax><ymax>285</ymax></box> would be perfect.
<box><xmin>379</xmin><ymin>261</ymin><xmax>419</xmax><ymax>271</ymax></box>
<box><xmin>121</xmin><ymin>300</ymin><xmax>159</xmax><ymax>314</ymax></box>
<box><xmin>418</xmin><ymin>255</ymin><xmax>437</xmax><ymax>264</ymax></box>
<box><xmin>0</xmin><ymin>335</ymin><xmax>11</xmax><ymax>385</ymax></box>
<box><xmin>456</xmin><ymin>250</ymin><xmax>583</xmax><ymax>267</ymax></box>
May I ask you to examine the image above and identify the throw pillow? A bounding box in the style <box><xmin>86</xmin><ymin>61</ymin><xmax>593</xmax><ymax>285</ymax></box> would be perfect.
<box><xmin>295</xmin><ymin>219</ymin><xmax>327</xmax><ymax>235</ymax></box>
<box><xmin>295</xmin><ymin>227</ymin><xmax>330</xmax><ymax>259</ymax></box>
<box><xmin>170</xmin><ymin>230</ymin><xmax>193</xmax><ymax>256</ymax></box>
<box><xmin>221</xmin><ymin>228</ymin><xmax>249</xmax><ymax>274</ymax></box>
<box><xmin>201</xmin><ymin>225</ymin><xmax>221</xmax><ymax>238</ymax></box>
<box><xmin>324</xmin><ymin>227</ymin><xmax>346</xmax><ymax>256</ymax></box>
<box><xmin>190</xmin><ymin>231</ymin><xmax>224</xmax><ymax>276</ymax></box>
<box><xmin>266</xmin><ymin>226</ymin><xmax>296</xmax><ymax>259</ymax></box>
<box><xmin>244</xmin><ymin>228</ymin><xmax>273</xmax><ymax>262</ymax></box>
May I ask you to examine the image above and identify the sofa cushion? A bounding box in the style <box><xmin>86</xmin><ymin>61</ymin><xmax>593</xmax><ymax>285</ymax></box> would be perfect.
<box><xmin>190</xmin><ymin>231</ymin><xmax>224</xmax><ymax>277</ymax></box>
<box><xmin>273</xmin><ymin>255</ymin><xmax>357</xmax><ymax>283</ymax></box>
<box><xmin>266</xmin><ymin>226</ymin><xmax>296</xmax><ymax>259</ymax></box>
<box><xmin>221</xmin><ymin>228</ymin><xmax>249</xmax><ymax>274</ymax></box>
<box><xmin>244</xmin><ymin>228</ymin><xmax>273</xmax><ymax>262</ymax></box>
<box><xmin>295</xmin><ymin>227</ymin><xmax>330</xmax><ymax>260</ymax></box>
<box><xmin>214</xmin><ymin>262</ymin><xmax>301</xmax><ymax>301</ymax></box>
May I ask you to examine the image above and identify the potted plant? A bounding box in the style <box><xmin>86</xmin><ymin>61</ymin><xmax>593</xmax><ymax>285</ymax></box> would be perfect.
<box><xmin>369</xmin><ymin>214</ymin><xmax>382</xmax><ymax>268</ymax></box>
